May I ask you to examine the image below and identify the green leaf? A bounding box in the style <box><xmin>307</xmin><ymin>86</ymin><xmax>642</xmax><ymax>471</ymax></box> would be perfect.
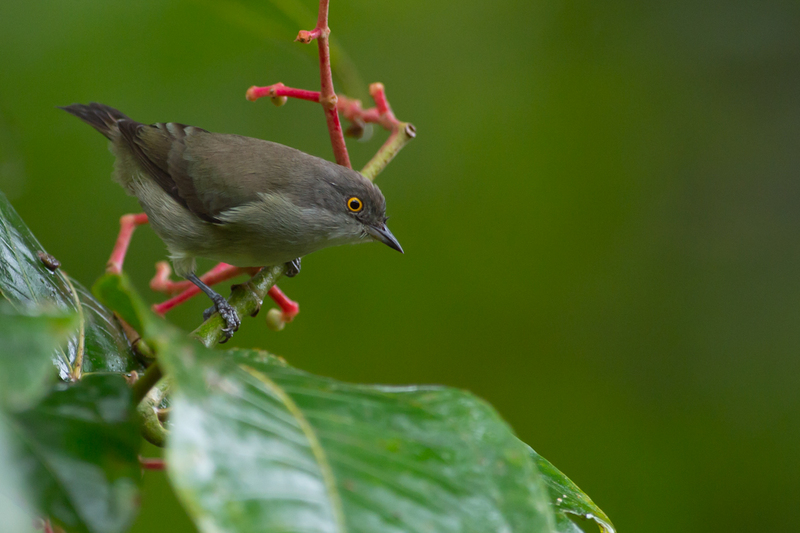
<box><xmin>0</xmin><ymin>415</ymin><xmax>37</xmax><ymax>533</ymax></box>
<box><xmin>92</xmin><ymin>273</ymin><xmax>149</xmax><ymax>336</ymax></box>
<box><xmin>0</xmin><ymin>309</ymin><xmax>76</xmax><ymax>410</ymax></box>
<box><xmin>530</xmin><ymin>448</ymin><xmax>615</xmax><ymax>533</ymax></box>
<box><xmin>92</xmin><ymin>249</ymin><xmax>613</xmax><ymax>533</ymax></box>
<box><xmin>3</xmin><ymin>375</ymin><xmax>142</xmax><ymax>533</ymax></box>
<box><xmin>78</xmin><ymin>282</ymin><xmax>146</xmax><ymax>375</ymax></box>
<box><xmin>162</xmin><ymin>345</ymin><xmax>557</xmax><ymax>533</ymax></box>
<box><xmin>0</xmin><ymin>191</ymin><xmax>144</xmax><ymax>380</ymax></box>
<box><xmin>0</xmin><ymin>193</ymin><xmax>73</xmax><ymax>311</ymax></box>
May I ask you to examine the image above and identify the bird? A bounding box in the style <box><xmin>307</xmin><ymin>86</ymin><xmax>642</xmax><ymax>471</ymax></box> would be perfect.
<box><xmin>61</xmin><ymin>102</ymin><xmax>402</xmax><ymax>339</ymax></box>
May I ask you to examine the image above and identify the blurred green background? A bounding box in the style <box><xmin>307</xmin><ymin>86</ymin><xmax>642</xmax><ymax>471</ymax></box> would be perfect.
<box><xmin>2</xmin><ymin>0</ymin><xmax>799</xmax><ymax>531</ymax></box>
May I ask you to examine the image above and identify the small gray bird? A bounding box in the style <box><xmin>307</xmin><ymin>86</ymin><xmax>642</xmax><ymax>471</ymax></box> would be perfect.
<box><xmin>61</xmin><ymin>103</ymin><xmax>402</xmax><ymax>339</ymax></box>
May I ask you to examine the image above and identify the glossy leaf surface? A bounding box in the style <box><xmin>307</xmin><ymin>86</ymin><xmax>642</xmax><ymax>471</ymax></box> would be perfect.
<box><xmin>0</xmin><ymin>191</ymin><xmax>143</xmax><ymax>380</ymax></box>
<box><xmin>0</xmin><ymin>311</ymin><xmax>76</xmax><ymax>410</ymax></box>
<box><xmin>4</xmin><ymin>375</ymin><xmax>141</xmax><ymax>533</ymax></box>
<box><xmin>161</xmin><ymin>343</ymin><xmax>557</xmax><ymax>533</ymax></box>
<box><xmin>530</xmin><ymin>448</ymin><xmax>615</xmax><ymax>533</ymax></box>
<box><xmin>0</xmin><ymin>416</ymin><xmax>37</xmax><ymax>533</ymax></box>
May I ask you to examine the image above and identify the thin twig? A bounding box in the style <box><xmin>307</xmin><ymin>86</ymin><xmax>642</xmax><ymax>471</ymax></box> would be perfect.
<box><xmin>137</xmin><ymin>376</ymin><xmax>172</xmax><ymax>447</ymax></box>
<box><xmin>192</xmin><ymin>264</ymin><xmax>286</xmax><ymax>347</ymax></box>
<box><xmin>139</xmin><ymin>456</ymin><xmax>167</xmax><ymax>470</ymax></box>
<box><xmin>132</xmin><ymin>362</ymin><xmax>163</xmax><ymax>404</ymax></box>
<box><xmin>313</xmin><ymin>0</ymin><xmax>351</xmax><ymax>167</ymax></box>
<box><xmin>361</xmin><ymin>122</ymin><xmax>417</xmax><ymax>181</ymax></box>
<box><xmin>107</xmin><ymin>213</ymin><xmax>149</xmax><ymax>274</ymax></box>
<box><xmin>247</xmin><ymin>81</ymin><xmax>415</xmax><ymax>180</ymax></box>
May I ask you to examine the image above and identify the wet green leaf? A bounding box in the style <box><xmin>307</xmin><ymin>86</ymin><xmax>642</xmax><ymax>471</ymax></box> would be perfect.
<box><xmin>0</xmin><ymin>310</ymin><xmax>76</xmax><ymax>411</ymax></box>
<box><xmin>3</xmin><ymin>375</ymin><xmax>142</xmax><ymax>533</ymax></box>
<box><xmin>92</xmin><ymin>273</ymin><xmax>148</xmax><ymax>336</ymax></box>
<box><xmin>92</xmin><ymin>272</ymin><xmax>613</xmax><ymax>533</ymax></box>
<box><xmin>78</xmin><ymin>283</ymin><xmax>145</xmax><ymax>375</ymax></box>
<box><xmin>530</xmin><ymin>448</ymin><xmax>615</xmax><ymax>533</ymax></box>
<box><xmin>0</xmin><ymin>191</ymin><xmax>74</xmax><ymax>311</ymax></box>
<box><xmin>0</xmin><ymin>416</ymin><xmax>37</xmax><ymax>533</ymax></box>
<box><xmin>0</xmin><ymin>191</ymin><xmax>144</xmax><ymax>380</ymax></box>
<box><xmin>162</xmin><ymin>344</ymin><xmax>557</xmax><ymax>533</ymax></box>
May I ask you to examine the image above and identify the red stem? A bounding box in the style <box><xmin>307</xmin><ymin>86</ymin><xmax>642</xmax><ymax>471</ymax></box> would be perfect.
<box><xmin>268</xmin><ymin>285</ymin><xmax>300</xmax><ymax>322</ymax></box>
<box><xmin>152</xmin><ymin>263</ymin><xmax>257</xmax><ymax>315</ymax></box>
<box><xmin>249</xmin><ymin>1</ymin><xmax>351</xmax><ymax>167</ymax></box>
<box><xmin>106</xmin><ymin>213</ymin><xmax>149</xmax><ymax>274</ymax></box>
<box><xmin>369</xmin><ymin>82</ymin><xmax>394</xmax><ymax>119</ymax></box>
<box><xmin>139</xmin><ymin>457</ymin><xmax>166</xmax><ymax>470</ymax></box>
<box><xmin>246</xmin><ymin>83</ymin><xmax>320</xmax><ymax>103</ymax></box>
<box><xmin>248</xmin><ymin>83</ymin><xmax>402</xmax><ymax>133</ymax></box>
<box><xmin>152</xmin><ymin>263</ymin><xmax>298</xmax><ymax>321</ymax></box>
<box><xmin>152</xmin><ymin>285</ymin><xmax>200</xmax><ymax>315</ymax></box>
<box><xmin>295</xmin><ymin>28</ymin><xmax>323</xmax><ymax>44</ymax></box>
<box><xmin>316</xmin><ymin>0</ymin><xmax>329</xmax><ymax>28</ymax></box>
<box><xmin>150</xmin><ymin>261</ymin><xmax>236</xmax><ymax>295</ymax></box>
<box><xmin>315</xmin><ymin>1</ymin><xmax>351</xmax><ymax>168</ymax></box>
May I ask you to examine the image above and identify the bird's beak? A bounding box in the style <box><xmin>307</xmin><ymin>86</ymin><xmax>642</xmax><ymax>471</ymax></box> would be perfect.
<box><xmin>367</xmin><ymin>223</ymin><xmax>404</xmax><ymax>253</ymax></box>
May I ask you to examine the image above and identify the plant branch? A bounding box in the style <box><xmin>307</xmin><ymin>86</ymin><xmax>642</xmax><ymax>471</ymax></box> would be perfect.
<box><xmin>132</xmin><ymin>362</ymin><xmax>163</xmax><ymax>405</ymax></box>
<box><xmin>314</xmin><ymin>0</ymin><xmax>350</xmax><ymax>167</ymax></box>
<box><xmin>248</xmin><ymin>0</ymin><xmax>351</xmax><ymax>167</ymax></box>
<box><xmin>191</xmin><ymin>264</ymin><xmax>287</xmax><ymax>347</ymax></box>
<box><xmin>139</xmin><ymin>457</ymin><xmax>166</xmax><ymax>471</ymax></box>
<box><xmin>151</xmin><ymin>261</ymin><xmax>251</xmax><ymax>296</ymax></box>
<box><xmin>107</xmin><ymin>213</ymin><xmax>149</xmax><ymax>274</ymax></box>
<box><xmin>151</xmin><ymin>263</ymin><xmax>257</xmax><ymax>314</ymax></box>
<box><xmin>137</xmin><ymin>375</ymin><xmax>171</xmax><ymax>447</ymax></box>
<box><xmin>247</xmin><ymin>82</ymin><xmax>416</xmax><ymax>180</ymax></box>
<box><xmin>361</xmin><ymin>122</ymin><xmax>416</xmax><ymax>181</ymax></box>
<box><xmin>246</xmin><ymin>83</ymin><xmax>320</xmax><ymax>104</ymax></box>
<box><xmin>150</xmin><ymin>262</ymin><xmax>297</xmax><ymax>325</ymax></box>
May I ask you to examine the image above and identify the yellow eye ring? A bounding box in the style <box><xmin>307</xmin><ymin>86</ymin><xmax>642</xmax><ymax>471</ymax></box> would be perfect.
<box><xmin>347</xmin><ymin>197</ymin><xmax>363</xmax><ymax>212</ymax></box>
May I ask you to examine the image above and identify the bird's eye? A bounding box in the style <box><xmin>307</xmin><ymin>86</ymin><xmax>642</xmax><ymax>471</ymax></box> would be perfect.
<box><xmin>347</xmin><ymin>197</ymin><xmax>364</xmax><ymax>212</ymax></box>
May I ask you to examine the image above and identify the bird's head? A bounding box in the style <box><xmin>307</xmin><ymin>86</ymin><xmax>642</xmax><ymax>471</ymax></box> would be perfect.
<box><xmin>320</xmin><ymin>169</ymin><xmax>403</xmax><ymax>253</ymax></box>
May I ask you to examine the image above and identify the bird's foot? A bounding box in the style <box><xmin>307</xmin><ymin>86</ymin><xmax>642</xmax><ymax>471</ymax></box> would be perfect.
<box><xmin>203</xmin><ymin>295</ymin><xmax>240</xmax><ymax>342</ymax></box>
<box><xmin>285</xmin><ymin>258</ymin><xmax>301</xmax><ymax>278</ymax></box>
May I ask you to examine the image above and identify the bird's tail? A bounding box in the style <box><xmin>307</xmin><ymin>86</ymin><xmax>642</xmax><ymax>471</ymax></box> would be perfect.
<box><xmin>59</xmin><ymin>103</ymin><xmax>132</xmax><ymax>140</ymax></box>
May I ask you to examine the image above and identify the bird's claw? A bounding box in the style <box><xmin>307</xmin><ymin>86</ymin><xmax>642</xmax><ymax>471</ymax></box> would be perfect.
<box><xmin>204</xmin><ymin>297</ymin><xmax>241</xmax><ymax>342</ymax></box>
<box><xmin>285</xmin><ymin>258</ymin><xmax>301</xmax><ymax>278</ymax></box>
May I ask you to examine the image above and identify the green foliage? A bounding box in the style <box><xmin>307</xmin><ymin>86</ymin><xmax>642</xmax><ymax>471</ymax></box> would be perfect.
<box><xmin>0</xmin><ymin>311</ymin><xmax>76</xmax><ymax>410</ymax></box>
<box><xmin>0</xmin><ymin>185</ymin><xmax>613</xmax><ymax>532</ymax></box>
<box><xmin>0</xmin><ymin>191</ymin><xmax>144</xmax><ymax>380</ymax></box>
<box><xmin>164</xmin><ymin>347</ymin><xmax>554</xmax><ymax>532</ymax></box>
<box><xmin>3</xmin><ymin>375</ymin><xmax>141</xmax><ymax>533</ymax></box>
<box><xmin>531</xmin><ymin>450</ymin><xmax>613</xmax><ymax>533</ymax></box>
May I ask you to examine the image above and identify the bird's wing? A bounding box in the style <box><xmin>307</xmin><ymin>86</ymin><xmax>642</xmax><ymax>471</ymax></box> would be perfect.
<box><xmin>117</xmin><ymin>120</ymin><xmax>224</xmax><ymax>222</ymax></box>
<box><xmin>118</xmin><ymin>121</ymin><xmax>320</xmax><ymax>223</ymax></box>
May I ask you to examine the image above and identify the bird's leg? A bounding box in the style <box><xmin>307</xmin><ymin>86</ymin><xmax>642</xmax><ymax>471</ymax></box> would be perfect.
<box><xmin>284</xmin><ymin>257</ymin><xmax>302</xmax><ymax>277</ymax></box>
<box><xmin>152</xmin><ymin>263</ymin><xmax>254</xmax><ymax>315</ymax></box>
<box><xmin>186</xmin><ymin>273</ymin><xmax>240</xmax><ymax>341</ymax></box>
<box><xmin>106</xmin><ymin>213</ymin><xmax>149</xmax><ymax>274</ymax></box>
<box><xmin>151</xmin><ymin>262</ymin><xmax>240</xmax><ymax>296</ymax></box>
<box><xmin>153</xmin><ymin>263</ymin><xmax>299</xmax><ymax>324</ymax></box>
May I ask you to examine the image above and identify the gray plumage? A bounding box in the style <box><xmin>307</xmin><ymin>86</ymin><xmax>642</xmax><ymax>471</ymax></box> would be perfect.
<box><xmin>61</xmin><ymin>103</ymin><xmax>402</xmax><ymax>339</ymax></box>
<box><xmin>60</xmin><ymin>103</ymin><xmax>399</xmax><ymax>278</ymax></box>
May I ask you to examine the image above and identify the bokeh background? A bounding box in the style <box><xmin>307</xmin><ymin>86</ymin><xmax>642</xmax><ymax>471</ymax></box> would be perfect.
<box><xmin>2</xmin><ymin>0</ymin><xmax>799</xmax><ymax>531</ymax></box>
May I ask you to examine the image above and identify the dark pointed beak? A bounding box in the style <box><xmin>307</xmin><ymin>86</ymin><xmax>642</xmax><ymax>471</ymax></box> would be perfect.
<box><xmin>367</xmin><ymin>223</ymin><xmax>403</xmax><ymax>253</ymax></box>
